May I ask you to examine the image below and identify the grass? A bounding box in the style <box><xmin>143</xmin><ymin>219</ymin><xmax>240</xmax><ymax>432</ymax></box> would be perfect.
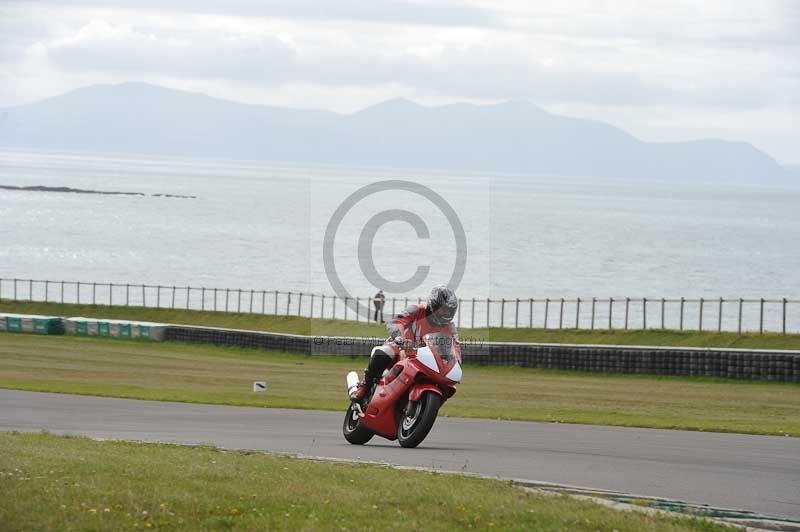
<box><xmin>3</xmin><ymin>300</ymin><xmax>800</xmax><ymax>350</ymax></box>
<box><xmin>0</xmin><ymin>431</ymin><xmax>733</xmax><ymax>531</ymax></box>
<box><xmin>1</xmin><ymin>334</ymin><xmax>798</xmax><ymax>436</ymax></box>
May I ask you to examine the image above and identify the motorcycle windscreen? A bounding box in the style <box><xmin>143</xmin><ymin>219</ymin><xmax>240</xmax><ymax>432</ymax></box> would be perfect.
<box><xmin>424</xmin><ymin>332</ymin><xmax>456</xmax><ymax>362</ymax></box>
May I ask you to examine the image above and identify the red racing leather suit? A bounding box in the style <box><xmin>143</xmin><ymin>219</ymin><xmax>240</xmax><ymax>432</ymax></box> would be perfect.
<box><xmin>382</xmin><ymin>304</ymin><xmax>462</xmax><ymax>362</ymax></box>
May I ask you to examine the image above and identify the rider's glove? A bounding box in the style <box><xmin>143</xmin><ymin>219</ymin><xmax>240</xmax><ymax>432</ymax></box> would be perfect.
<box><xmin>394</xmin><ymin>336</ymin><xmax>414</xmax><ymax>351</ymax></box>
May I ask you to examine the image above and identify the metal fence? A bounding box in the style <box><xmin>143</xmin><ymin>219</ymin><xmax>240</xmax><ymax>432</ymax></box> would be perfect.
<box><xmin>0</xmin><ymin>277</ymin><xmax>798</xmax><ymax>334</ymax></box>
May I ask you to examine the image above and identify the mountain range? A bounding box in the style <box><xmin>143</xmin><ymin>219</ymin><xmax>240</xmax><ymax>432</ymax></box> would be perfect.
<box><xmin>0</xmin><ymin>82</ymin><xmax>790</xmax><ymax>182</ymax></box>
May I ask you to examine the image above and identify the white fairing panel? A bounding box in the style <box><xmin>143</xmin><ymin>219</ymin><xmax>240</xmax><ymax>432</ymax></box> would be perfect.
<box><xmin>416</xmin><ymin>346</ymin><xmax>439</xmax><ymax>373</ymax></box>
<box><xmin>445</xmin><ymin>362</ymin><xmax>462</xmax><ymax>382</ymax></box>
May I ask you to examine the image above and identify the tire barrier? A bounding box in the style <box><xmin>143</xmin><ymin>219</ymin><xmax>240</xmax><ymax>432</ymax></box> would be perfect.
<box><xmin>0</xmin><ymin>313</ymin><xmax>64</xmax><ymax>335</ymax></box>
<box><xmin>164</xmin><ymin>325</ymin><xmax>800</xmax><ymax>383</ymax></box>
<box><xmin>64</xmin><ymin>318</ymin><xmax>167</xmax><ymax>340</ymax></box>
<box><xmin>0</xmin><ymin>313</ymin><xmax>165</xmax><ymax>340</ymax></box>
<box><xmin>2</xmin><ymin>315</ymin><xmax>797</xmax><ymax>382</ymax></box>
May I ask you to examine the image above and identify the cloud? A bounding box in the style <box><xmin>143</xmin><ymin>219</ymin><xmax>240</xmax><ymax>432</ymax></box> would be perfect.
<box><xmin>18</xmin><ymin>0</ymin><xmax>499</xmax><ymax>28</ymax></box>
<box><xmin>31</xmin><ymin>13</ymin><xmax>796</xmax><ymax>109</ymax></box>
<box><xmin>1</xmin><ymin>1</ymin><xmax>798</xmax><ymax>161</ymax></box>
<box><xmin>46</xmin><ymin>19</ymin><xmax>299</xmax><ymax>81</ymax></box>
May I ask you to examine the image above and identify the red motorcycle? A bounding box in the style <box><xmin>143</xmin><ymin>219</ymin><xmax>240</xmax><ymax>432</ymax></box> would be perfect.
<box><xmin>343</xmin><ymin>332</ymin><xmax>462</xmax><ymax>448</ymax></box>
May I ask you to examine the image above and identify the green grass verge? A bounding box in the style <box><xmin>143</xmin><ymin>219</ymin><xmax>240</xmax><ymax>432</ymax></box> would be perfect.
<box><xmin>1</xmin><ymin>334</ymin><xmax>798</xmax><ymax>436</ymax></box>
<box><xmin>3</xmin><ymin>300</ymin><xmax>800</xmax><ymax>350</ymax></box>
<box><xmin>0</xmin><ymin>431</ymin><xmax>733</xmax><ymax>531</ymax></box>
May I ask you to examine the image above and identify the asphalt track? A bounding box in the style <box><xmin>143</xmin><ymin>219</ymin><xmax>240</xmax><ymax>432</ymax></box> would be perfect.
<box><xmin>1</xmin><ymin>389</ymin><xmax>799</xmax><ymax>521</ymax></box>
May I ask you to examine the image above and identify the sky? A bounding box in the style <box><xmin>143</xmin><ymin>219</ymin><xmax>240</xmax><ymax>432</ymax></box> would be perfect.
<box><xmin>1</xmin><ymin>1</ymin><xmax>798</xmax><ymax>164</ymax></box>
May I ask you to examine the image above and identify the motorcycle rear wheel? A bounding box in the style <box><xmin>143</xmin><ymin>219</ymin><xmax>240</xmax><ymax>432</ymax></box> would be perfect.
<box><xmin>343</xmin><ymin>403</ymin><xmax>374</xmax><ymax>445</ymax></box>
<box><xmin>398</xmin><ymin>391</ymin><xmax>442</xmax><ymax>448</ymax></box>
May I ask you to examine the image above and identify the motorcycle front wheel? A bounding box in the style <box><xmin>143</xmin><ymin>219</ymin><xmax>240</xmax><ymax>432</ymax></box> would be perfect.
<box><xmin>397</xmin><ymin>391</ymin><xmax>442</xmax><ymax>448</ymax></box>
<box><xmin>342</xmin><ymin>403</ymin><xmax>374</xmax><ymax>445</ymax></box>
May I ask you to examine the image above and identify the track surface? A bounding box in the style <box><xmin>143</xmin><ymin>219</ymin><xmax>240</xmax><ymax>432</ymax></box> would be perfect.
<box><xmin>2</xmin><ymin>389</ymin><xmax>799</xmax><ymax>520</ymax></box>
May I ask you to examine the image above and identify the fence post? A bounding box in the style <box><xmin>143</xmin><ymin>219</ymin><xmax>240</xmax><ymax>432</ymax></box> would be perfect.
<box><xmin>29</xmin><ymin>279</ymin><xmax>33</xmax><ymax>301</ymax></box>
<box><xmin>156</xmin><ymin>286</ymin><xmax>161</xmax><ymax>308</ymax></box>
<box><xmin>213</xmin><ymin>288</ymin><xmax>217</xmax><ymax>311</ymax></box>
<box><xmin>661</xmin><ymin>298</ymin><xmax>665</xmax><ymax>329</ymax></box>
<box><xmin>332</xmin><ymin>296</ymin><xmax>337</xmax><ymax>320</ymax></box>
<box><xmin>61</xmin><ymin>281</ymin><xmax>65</xmax><ymax>303</ymax></box>
<box><xmin>699</xmin><ymin>298</ymin><xmax>704</xmax><ymax>331</ymax></box>
<box><xmin>471</xmin><ymin>298</ymin><xmax>476</xmax><ymax>328</ymax></box>
<box><xmin>126</xmin><ymin>284</ymin><xmax>129</xmax><ymax>306</ymax></box>
<box><xmin>738</xmin><ymin>298</ymin><xmax>743</xmax><ymax>333</ymax></box>
<box><xmin>109</xmin><ymin>283</ymin><xmax>113</xmax><ymax>306</ymax></box>
<box><xmin>261</xmin><ymin>291</ymin><xmax>266</xmax><ymax>314</ymax></box>
<box><xmin>274</xmin><ymin>290</ymin><xmax>278</xmax><ymax>315</ymax></box>
<box><xmin>201</xmin><ymin>287</ymin><xmax>206</xmax><ymax>311</ymax></box>
<box><xmin>171</xmin><ymin>286</ymin><xmax>176</xmax><ymax>309</ymax></box>
<box><xmin>250</xmin><ymin>290</ymin><xmax>254</xmax><ymax>313</ymax></box>
<box><xmin>500</xmin><ymin>298</ymin><xmax>505</xmax><ymax>328</ymax></box>
<box><xmin>608</xmin><ymin>298</ymin><xmax>613</xmax><ymax>329</ymax></box>
<box><xmin>77</xmin><ymin>281</ymin><xmax>82</xmax><ymax>304</ymax></box>
<box><xmin>310</xmin><ymin>294</ymin><xmax>314</xmax><ymax>319</ymax></box>
<box><xmin>783</xmin><ymin>298</ymin><xmax>787</xmax><ymax>335</ymax></box>
<box><xmin>717</xmin><ymin>298</ymin><xmax>723</xmax><ymax>332</ymax></box>
<box><xmin>45</xmin><ymin>280</ymin><xmax>49</xmax><ymax>303</ymax></box>
<box><xmin>590</xmin><ymin>297</ymin><xmax>596</xmax><ymax>330</ymax></box>
<box><xmin>186</xmin><ymin>286</ymin><xmax>191</xmax><ymax>310</ymax></box>
<box><xmin>298</xmin><ymin>292</ymin><xmax>303</xmax><ymax>317</ymax></box>
<box><xmin>321</xmin><ymin>295</ymin><xmax>326</xmax><ymax>319</ymax></box>
<box><xmin>237</xmin><ymin>289</ymin><xmax>242</xmax><ymax>313</ymax></box>
<box><xmin>286</xmin><ymin>292</ymin><xmax>291</xmax><ymax>316</ymax></box>
<box><xmin>544</xmin><ymin>298</ymin><xmax>550</xmax><ymax>328</ymax></box>
<box><xmin>642</xmin><ymin>297</ymin><xmax>647</xmax><ymax>329</ymax></box>
<box><xmin>759</xmin><ymin>298</ymin><xmax>764</xmax><ymax>334</ymax></box>
<box><xmin>391</xmin><ymin>297</ymin><xmax>396</xmax><ymax>318</ymax></box>
<box><xmin>92</xmin><ymin>282</ymin><xmax>96</xmax><ymax>305</ymax></box>
<box><xmin>624</xmin><ymin>297</ymin><xmax>629</xmax><ymax>330</ymax></box>
<box><xmin>529</xmin><ymin>298</ymin><xmax>534</xmax><ymax>328</ymax></box>
<box><xmin>344</xmin><ymin>297</ymin><xmax>348</xmax><ymax>320</ymax></box>
<box><xmin>486</xmin><ymin>298</ymin><xmax>490</xmax><ymax>328</ymax></box>
<box><xmin>515</xmin><ymin>298</ymin><xmax>520</xmax><ymax>328</ymax></box>
<box><xmin>14</xmin><ymin>278</ymin><xmax>18</xmax><ymax>301</ymax></box>
<box><xmin>225</xmin><ymin>288</ymin><xmax>230</xmax><ymax>312</ymax></box>
<box><xmin>679</xmin><ymin>297</ymin><xmax>684</xmax><ymax>330</ymax></box>
<box><xmin>575</xmin><ymin>298</ymin><xmax>581</xmax><ymax>329</ymax></box>
<box><xmin>142</xmin><ymin>284</ymin><xmax>146</xmax><ymax>307</ymax></box>
<box><xmin>559</xmin><ymin>298</ymin><xmax>564</xmax><ymax>329</ymax></box>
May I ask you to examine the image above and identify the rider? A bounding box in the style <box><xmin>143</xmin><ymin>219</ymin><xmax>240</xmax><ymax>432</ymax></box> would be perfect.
<box><xmin>350</xmin><ymin>285</ymin><xmax>460</xmax><ymax>402</ymax></box>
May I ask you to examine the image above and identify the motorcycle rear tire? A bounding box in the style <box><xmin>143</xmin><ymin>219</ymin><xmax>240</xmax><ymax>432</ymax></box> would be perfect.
<box><xmin>343</xmin><ymin>403</ymin><xmax>374</xmax><ymax>445</ymax></box>
<box><xmin>398</xmin><ymin>391</ymin><xmax>442</xmax><ymax>448</ymax></box>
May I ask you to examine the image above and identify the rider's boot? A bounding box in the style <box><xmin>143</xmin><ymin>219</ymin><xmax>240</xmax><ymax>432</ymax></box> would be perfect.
<box><xmin>350</xmin><ymin>351</ymin><xmax>392</xmax><ymax>402</ymax></box>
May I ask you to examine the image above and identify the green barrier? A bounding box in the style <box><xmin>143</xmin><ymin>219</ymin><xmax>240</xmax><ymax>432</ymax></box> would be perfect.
<box><xmin>7</xmin><ymin>317</ymin><xmax>22</xmax><ymax>332</ymax></box>
<box><xmin>98</xmin><ymin>322</ymin><xmax>110</xmax><ymax>337</ymax></box>
<box><xmin>119</xmin><ymin>323</ymin><xmax>131</xmax><ymax>338</ymax></box>
<box><xmin>76</xmin><ymin>321</ymin><xmax>88</xmax><ymax>335</ymax></box>
<box><xmin>33</xmin><ymin>318</ymin><xmax>64</xmax><ymax>335</ymax></box>
<box><xmin>139</xmin><ymin>325</ymin><xmax>151</xmax><ymax>338</ymax></box>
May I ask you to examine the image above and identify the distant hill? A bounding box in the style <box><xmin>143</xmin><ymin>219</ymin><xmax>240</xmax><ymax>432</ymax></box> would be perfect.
<box><xmin>0</xmin><ymin>82</ymin><xmax>791</xmax><ymax>182</ymax></box>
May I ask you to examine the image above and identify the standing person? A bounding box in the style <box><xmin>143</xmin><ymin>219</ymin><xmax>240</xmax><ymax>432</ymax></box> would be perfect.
<box><xmin>373</xmin><ymin>289</ymin><xmax>386</xmax><ymax>323</ymax></box>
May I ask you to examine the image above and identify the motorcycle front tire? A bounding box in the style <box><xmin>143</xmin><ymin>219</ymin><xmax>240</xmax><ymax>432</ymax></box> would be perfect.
<box><xmin>398</xmin><ymin>391</ymin><xmax>442</xmax><ymax>448</ymax></box>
